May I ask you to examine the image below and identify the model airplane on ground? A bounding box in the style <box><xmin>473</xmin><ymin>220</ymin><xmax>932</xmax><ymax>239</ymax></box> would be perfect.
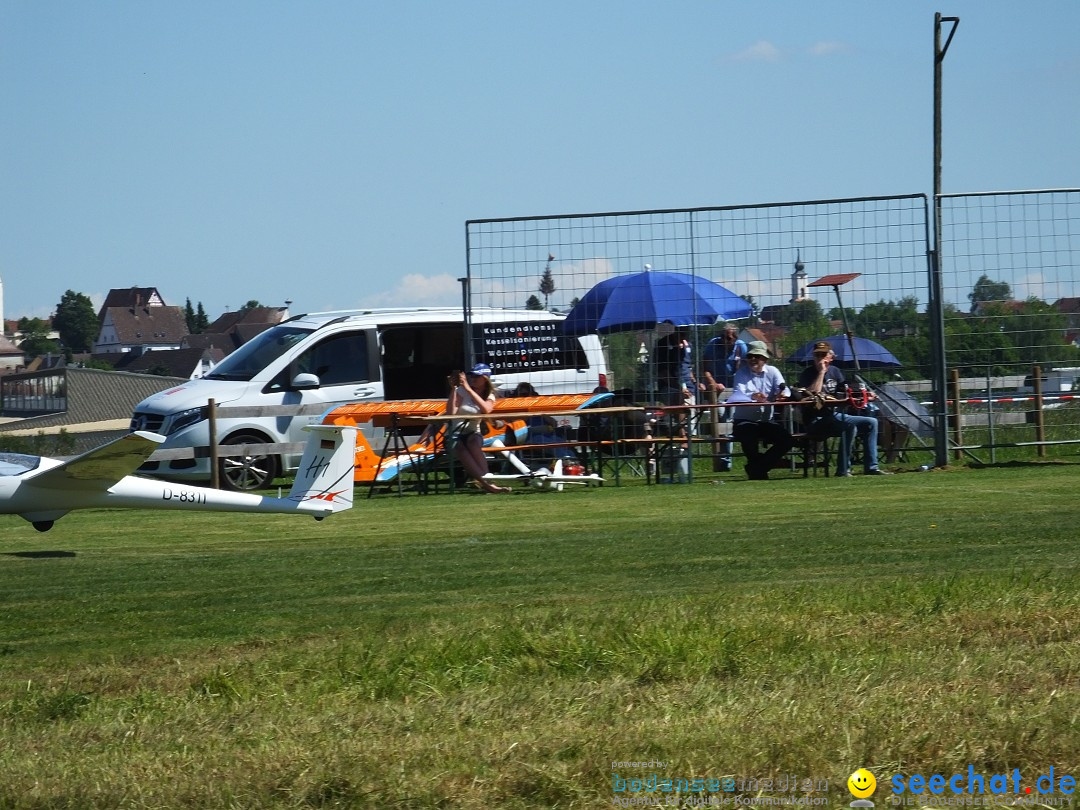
<box><xmin>484</xmin><ymin>440</ymin><xmax>604</xmax><ymax>491</ymax></box>
<box><xmin>0</xmin><ymin>425</ymin><xmax>357</xmax><ymax>532</ymax></box>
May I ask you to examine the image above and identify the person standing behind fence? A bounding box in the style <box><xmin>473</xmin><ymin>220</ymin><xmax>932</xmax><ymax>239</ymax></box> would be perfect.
<box><xmin>655</xmin><ymin>327</ymin><xmax>698</xmax><ymax>406</ymax></box>
<box><xmin>511</xmin><ymin>381</ymin><xmax>576</xmax><ymax>460</ymax></box>
<box><xmin>730</xmin><ymin>341</ymin><xmax>793</xmax><ymax>481</ymax></box>
<box><xmin>704</xmin><ymin>324</ymin><xmax>747</xmax><ymax>389</ymax></box>
<box><xmin>703</xmin><ymin>324</ymin><xmax>746</xmax><ymax>471</ymax></box>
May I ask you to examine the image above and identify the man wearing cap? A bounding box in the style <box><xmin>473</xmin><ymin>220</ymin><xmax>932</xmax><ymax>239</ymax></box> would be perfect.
<box><xmin>796</xmin><ymin>342</ymin><xmax>891</xmax><ymax>477</ymax></box>
<box><xmin>729</xmin><ymin>340</ymin><xmax>793</xmax><ymax>480</ymax></box>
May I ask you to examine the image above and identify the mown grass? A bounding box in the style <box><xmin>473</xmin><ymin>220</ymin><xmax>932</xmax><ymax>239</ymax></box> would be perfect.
<box><xmin>0</xmin><ymin>463</ymin><xmax>1077</xmax><ymax>808</ymax></box>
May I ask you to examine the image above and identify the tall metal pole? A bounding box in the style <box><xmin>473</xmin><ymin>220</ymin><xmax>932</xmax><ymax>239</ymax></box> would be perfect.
<box><xmin>832</xmin><ymin>284</ymin><xmax>861</xmax><ymax>373</ymax></box>
<box><xmin>461</xmin><ymin>224</ymin><xmax>474</xmax><ymax>367</ymax></box>
<box><xmin>930</xmin><ymin>12</ymin><xmax>959</xmax><ymax>467</ymax></box>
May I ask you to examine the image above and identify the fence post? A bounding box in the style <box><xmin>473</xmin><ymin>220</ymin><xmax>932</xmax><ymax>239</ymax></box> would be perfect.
<box><xmin>950</xmin><ymin>369</ymin><xmax>963</xmax><ymax>463</ymax></box>
<box><xmin>1032</xmin><ymin>364</ymin><xmax>1046</xmax><ymax>458</ymax></box>
<box><xmin>208</xmin><ymin>399</ymin><xmax>219</xmax><ymax>489</ymax></box>
<box><xmin>705</xmin><ymin>376</ymin><xmax>725</xmax><ymax>472</ymax></box>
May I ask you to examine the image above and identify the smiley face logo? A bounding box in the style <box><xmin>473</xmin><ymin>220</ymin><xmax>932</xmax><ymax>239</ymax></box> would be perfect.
<box><xmin>848</xmin><ymin>768</ymin><xmax>876</xmax><ymax>799</ymax></box>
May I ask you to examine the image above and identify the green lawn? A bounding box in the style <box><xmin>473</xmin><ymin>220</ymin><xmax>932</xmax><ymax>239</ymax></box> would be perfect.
<box><xmin>0</xmin><ymin>464</ymin><xmax>1077</xmax><ymax>809</ymax></box>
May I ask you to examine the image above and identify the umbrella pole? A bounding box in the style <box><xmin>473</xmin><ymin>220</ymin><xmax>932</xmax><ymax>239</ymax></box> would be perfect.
<box><xmin>831</xmin><ymin>284</ymin><xmax>861</xmax><ymax>374</ymax></box>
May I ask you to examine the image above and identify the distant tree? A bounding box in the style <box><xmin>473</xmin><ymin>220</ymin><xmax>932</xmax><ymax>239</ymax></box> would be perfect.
<box><xmin>568</xmin><ymin>296</ymin><xmax>580</xmax><ymax>310</ymax></box>
<box><xmin>740</xmin><ymin>295</ymin><xmax>760</xmax><ymax>324</ymax></box>
<box><xmin>968</xmin><ymin>274</ymin><xmax>1012</xmax><ymax>314</ymax></box>
<box><xmin>774</xmin><ymin>299</ymin><xmax>827</xmax><ymax>329</ymax></box>
<box><xmin>17</xmin><ymin>316</ymin><xmax>48</xmax><ymax>334</ymax></box>
<box><xmin>603</xmin><ymin>332</ymin><xmax>646</xmax><ymax>394</ymax></box>
<box><xmin>827</xmin><ymin>306</ymin><xmax>858</xmax><ymax>326</ymax></box>
<box><xmin>854</xmin><ymin>297</ymin><xmax>921</xmax><ymax>336</ymax></box>
<box><xmin>16</xmin><ymin>317</ymin><xmax>59</xmax><ymax>357</ymax></box>
<box><xmin>184</xmin><ymin>299</ymin><xmax>210</xmax><ymax>333</ymax></box>
<box><xmin>945</xmin><ymin>311</ymin><xmax>1019</xmax><ymax>375</ymax></box>
<box><xmin>53</xmin><ymin>290</ymin><xmax>99</xmax><ymax>352</ymax></box>
<box><xmin>239</xmin><ymin>300</ymin><xmax>262</xmax><ymax>312</ymax></box>
<box><xmin>773</xmin><ymin>300</ymin><xmax>831</xmax><ymax>362</ymax></box>
<box><xmin>525</xmin><ymin>294</ymin><xmax>544</xmax><ymax>311</ymax></box>
<box><xmin>539</xmin><ymin>255</ymin><xmax>557</xmax><ymax>310</ymax></box>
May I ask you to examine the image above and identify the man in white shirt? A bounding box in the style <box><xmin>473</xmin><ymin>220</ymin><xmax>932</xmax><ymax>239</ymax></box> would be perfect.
<box><xmin>729</xmin><ymin>341</ymin><xmax>793</xmax><ymax>480</ymax></box>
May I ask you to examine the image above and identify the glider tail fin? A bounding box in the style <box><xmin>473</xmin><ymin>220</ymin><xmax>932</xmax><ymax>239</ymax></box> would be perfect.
<box><xmin>287</xmin><ymin>425</ymin><xmax>357</xmax><ymax>513</ymax></box>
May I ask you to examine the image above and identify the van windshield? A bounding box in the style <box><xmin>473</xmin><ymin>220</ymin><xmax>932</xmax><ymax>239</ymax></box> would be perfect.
<box><xmin>205</xmin><ymin>326</ymin><xmax>314</xmax><ymax>381</ymax></box>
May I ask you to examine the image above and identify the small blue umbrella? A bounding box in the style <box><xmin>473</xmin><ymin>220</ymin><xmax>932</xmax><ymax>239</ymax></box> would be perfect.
<box><xmin>791</xmin><ymin>335</ymin><xmax>902</xmax><ymax>369</ymax></box>
<box><xmin>561</xmin><ymin>269</ymin><xmax>751</xmax><ymax>336</ymax></box>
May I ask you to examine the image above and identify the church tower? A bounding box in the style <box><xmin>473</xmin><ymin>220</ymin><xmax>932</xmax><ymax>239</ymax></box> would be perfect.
<box><xmin>790</xmin><ymin>251</ymin><xmax>807</xmax><ymax>304</ymax></box>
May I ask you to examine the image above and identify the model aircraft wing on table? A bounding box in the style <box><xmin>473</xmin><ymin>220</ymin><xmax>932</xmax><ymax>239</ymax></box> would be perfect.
<box><xmin>0</xmin><ymin>425</ymin><xmax>357</xmax><ymax>532</ymax></box>
<box><xmin>326</xmin><ymin>392</ymin><xmax>606</xmax><ymax>425</ymax></box>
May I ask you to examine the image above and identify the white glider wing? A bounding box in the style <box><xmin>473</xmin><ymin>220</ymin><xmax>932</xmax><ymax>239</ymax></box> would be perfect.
<box><xmin>21</xmin><ymin>431</ymin><xmax>166</xmax><ymax>491</ymax></box>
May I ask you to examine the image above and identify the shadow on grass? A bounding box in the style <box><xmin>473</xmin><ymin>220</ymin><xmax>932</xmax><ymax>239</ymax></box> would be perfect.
<box><xmin>967</xmin><ymin>459</ymin><xmax>1080</xmax><ymax>470</ymax></box>
<box><xmin>2</xmin><ymin>551</ymin><xmax>77</xmax><ymax>559</ymax></box>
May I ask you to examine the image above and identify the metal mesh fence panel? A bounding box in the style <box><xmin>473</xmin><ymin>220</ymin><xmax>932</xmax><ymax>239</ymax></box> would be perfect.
<box><xmin>465</xmin><ymin>190</ymin><xmax>1080</xmax><ymax>467</ymax></box>
<box><xmin>938</xmin><ymin>189</ymin><xmax>1080</xmax><ymax>460</ymax></box>
<box><xmin>466</xmin><ymin>195</ymin><xmax>931</xmax><ymax>392</ymax></box>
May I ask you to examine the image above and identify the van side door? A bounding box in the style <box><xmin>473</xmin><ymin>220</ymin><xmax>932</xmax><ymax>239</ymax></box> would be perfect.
<box><xmin>265</xmin><ymin>328</ymin><xmax>381</xmax><ymax>466</ymax></box>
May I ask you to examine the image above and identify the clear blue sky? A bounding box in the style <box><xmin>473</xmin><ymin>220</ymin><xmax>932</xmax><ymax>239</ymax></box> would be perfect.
<box><xmin>2</xmin><ymin>1</ymin><xmax>1078</xmax><ymax>321</ymax></box>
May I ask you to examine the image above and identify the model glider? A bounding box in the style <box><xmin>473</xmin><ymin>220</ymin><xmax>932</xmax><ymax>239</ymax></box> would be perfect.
<box><xmin>0</xmin><ymin>425</ymin><xmax>357</xmax><ymax>532</ymax></box>
<box><xmin>483</xmin><ymin>444</ymin><xmax>604</xmax><ymax>491</ymax></box>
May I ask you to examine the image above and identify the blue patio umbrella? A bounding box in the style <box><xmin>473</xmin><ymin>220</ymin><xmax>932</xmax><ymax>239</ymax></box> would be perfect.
<box><xmin>791</xmin><ymin>335</ymin><xmax>902</xmax><ymax>369</ymax></box>
<box><xmin>560</xmin><ymin>269</ymin><xmax>751</xmax><ymax>336</ymax></box>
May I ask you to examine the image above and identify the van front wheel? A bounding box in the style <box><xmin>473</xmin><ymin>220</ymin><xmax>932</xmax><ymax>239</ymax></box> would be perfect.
<box><xmin>219</xmin><ymin>431</ymin><xmax>279</xmax><ymax>492</ymax></box>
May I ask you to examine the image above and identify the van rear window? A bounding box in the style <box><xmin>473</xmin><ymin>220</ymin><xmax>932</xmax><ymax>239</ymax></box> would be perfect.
<box><xmin>471</xmin><ymin>321</ymin><xmax>586</xmax><ymax>373</ymax></box>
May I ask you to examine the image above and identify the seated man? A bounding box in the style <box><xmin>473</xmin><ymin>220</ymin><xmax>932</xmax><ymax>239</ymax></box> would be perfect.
<box><xmin>511</xmin><ymin>382</ymin><xmax>576</xmax><ymax>461</ymax></box>
<box><xmin>730</xmin><ymin>341</ymin><xmax>794</xmax><ymax>481</ymax></box>
<box><xmin>795</xmin><ymin>342</ymin><xmax>892</xmax><ymax>477</ymax></box>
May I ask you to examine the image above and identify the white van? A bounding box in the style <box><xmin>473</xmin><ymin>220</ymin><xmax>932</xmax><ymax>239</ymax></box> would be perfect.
<box><xmin>130</xmin><ymin>308</ymin><xmax>608</xmax><ymax>490</ymax></box>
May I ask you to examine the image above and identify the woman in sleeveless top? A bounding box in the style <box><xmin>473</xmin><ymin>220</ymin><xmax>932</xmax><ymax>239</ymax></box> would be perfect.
<box><xmin>445</xmin><ymin>364</ymin><xmax>510</xmax><ymax>494</ymax></box>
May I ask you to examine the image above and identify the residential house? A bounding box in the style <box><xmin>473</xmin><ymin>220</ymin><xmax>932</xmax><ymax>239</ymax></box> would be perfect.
<box><xmin>94</xmin><ymin>287</ymin><xmax>189</xmax><ymax>355</ymax></box>
<box><xmin>740</xmin><ymin>325</ymin><xmax>788</xmax><ymax>360</ymax></box>
<box><xmin>96</xmin><ymin>286</ymin><xmax>167</xmax><ymax>321</ymax></box>
<box><xmin>100</xmin><ymin>346</ymin><xmax>224</xmax><ymax>379</ymax></box>
<box><xmin>0</xmin><ymin>334</ymin><xmax>24</xmax><ymax>374</ymax></box>
<box><xmin>1054</xmin><ymin>298</ymin><xmax>1080</xmax><ymax>347</ymax></box>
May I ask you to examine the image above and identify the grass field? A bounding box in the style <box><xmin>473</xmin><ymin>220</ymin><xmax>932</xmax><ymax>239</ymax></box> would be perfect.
<box><xmin>1</xmin><ymin>463</ymin><xmax>1077</xmax><ymax>809</ymax></box>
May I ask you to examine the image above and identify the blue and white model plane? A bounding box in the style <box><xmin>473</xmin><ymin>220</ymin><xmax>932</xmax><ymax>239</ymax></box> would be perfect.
<box><xmin>0</xmin><ymin>425</ymin><xmax>357</xmax><ymax>532</ymax></box>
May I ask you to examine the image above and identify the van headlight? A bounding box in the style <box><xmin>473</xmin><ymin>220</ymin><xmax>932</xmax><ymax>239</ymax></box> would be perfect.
<box><xmin>166</xmin><ymin>407</ymin><xmax>207</xmax><ymax>435</ymax></box>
